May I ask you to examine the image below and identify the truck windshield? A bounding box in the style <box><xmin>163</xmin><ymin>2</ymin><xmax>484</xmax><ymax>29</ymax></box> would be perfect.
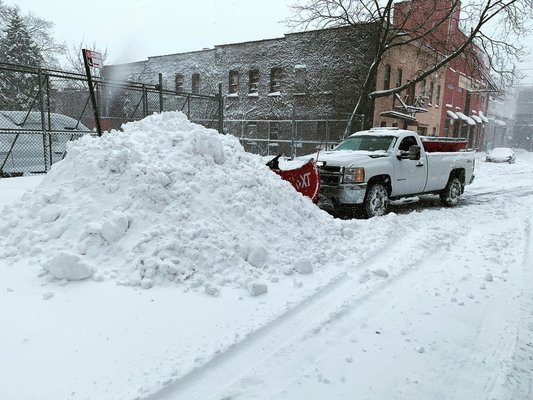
<box><xmin>335</xmin><ymin>135</ymin><xmax>396</xmax><ymax>152</ymax></box>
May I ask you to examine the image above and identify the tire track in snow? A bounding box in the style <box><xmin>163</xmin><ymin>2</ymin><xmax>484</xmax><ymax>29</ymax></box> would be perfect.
<box><xmin>488</xmin><ymin>218</ymin><xmax>533</xmax><ymax>400</ymax></box>
<box><xmin>141</xmin><ymin>221</ymin><xmax>463</xmax><ymax>400</ymax></box>
<box><xmin>240</xmin><ymin>215</ymin><xmax>527</xmax><ymax>400</ymax></box>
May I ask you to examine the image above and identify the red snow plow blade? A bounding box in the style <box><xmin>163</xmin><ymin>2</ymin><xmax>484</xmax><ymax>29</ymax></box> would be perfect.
<box><xmin>267</xmin><ymin>155</ymin><xmax>320</xmax><ymax>202</ymax></box>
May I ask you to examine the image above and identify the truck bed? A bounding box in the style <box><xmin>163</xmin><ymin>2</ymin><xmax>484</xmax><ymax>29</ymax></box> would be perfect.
<box><xmin>420</xmin><ymin>136</ymin><xmax>467</xmax><ymax>152</ymax></box>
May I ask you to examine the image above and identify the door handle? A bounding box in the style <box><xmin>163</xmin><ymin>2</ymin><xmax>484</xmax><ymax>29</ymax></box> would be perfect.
<box><xmin>416</xmin><ymin>162</ymin><xmax>424</xmax><ymax>167</ymax></box>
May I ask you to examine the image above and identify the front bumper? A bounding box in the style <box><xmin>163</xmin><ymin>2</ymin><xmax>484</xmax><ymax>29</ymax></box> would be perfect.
<box><xmin>317</xmin><ymin>183</ymin><xmax>367</xmax><ymax>210</ymax></box>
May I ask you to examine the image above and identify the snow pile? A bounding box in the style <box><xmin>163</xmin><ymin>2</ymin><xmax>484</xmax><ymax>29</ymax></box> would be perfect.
<box><xmin>0</xmin><ymin>112</ymin><xmax>343</xmax><ymax>294</ymax></box>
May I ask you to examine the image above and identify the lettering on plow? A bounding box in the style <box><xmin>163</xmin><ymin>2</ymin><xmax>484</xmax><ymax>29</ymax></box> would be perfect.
<box><xmin>296</xmin><ymin>172</ymin><xmax>311</xmax><ymax>189</ymax></box>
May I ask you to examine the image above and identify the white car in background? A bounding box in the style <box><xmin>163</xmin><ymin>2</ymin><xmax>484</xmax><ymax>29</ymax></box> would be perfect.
<box><xmin>485</xmin><ymin>147</ymin><xmax>516</xmax><ymax>164</ymax></box>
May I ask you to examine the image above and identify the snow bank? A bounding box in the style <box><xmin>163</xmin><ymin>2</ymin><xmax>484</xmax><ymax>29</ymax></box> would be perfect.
<box><xmin>0</xmin><ymin>111</ymin><xmax>343</xmax><ymax>294</ymax></box>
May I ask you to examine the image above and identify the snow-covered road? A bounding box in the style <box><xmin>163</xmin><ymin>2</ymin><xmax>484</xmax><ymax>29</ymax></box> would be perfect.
<box><xmin>151</xmin><ymin>155</ymin><xmax>533</xmax><ymax>400</ymax></box>
<box><xmin>0</xmin><ymin>116</ymin><xmax>532</xmax><ymax>400</ymax></box>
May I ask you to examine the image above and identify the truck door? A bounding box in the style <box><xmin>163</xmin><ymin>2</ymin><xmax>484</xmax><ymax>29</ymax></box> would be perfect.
<box><xmin>393</xmin><ymin>135</ymin><xmax>427</xmax><ymax>196</ymax></box>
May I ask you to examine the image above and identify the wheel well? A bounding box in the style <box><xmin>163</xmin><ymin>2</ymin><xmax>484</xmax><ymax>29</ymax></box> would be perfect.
<box><xmin>449</xmin><ymin>168</ymin><xmax>465</xmax><ymax>184</ymax></box>
<box><xmin>367</xmin><ymin>175</ymin><xmax>392</xmax><ymax>194</ymax></box>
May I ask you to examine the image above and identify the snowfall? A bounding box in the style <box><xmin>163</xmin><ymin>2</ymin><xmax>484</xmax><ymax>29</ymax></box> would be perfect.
<box><xmin>0</xmin><ymin>111</ymin><xmax>532</xmax><ymax>400</ymax></box>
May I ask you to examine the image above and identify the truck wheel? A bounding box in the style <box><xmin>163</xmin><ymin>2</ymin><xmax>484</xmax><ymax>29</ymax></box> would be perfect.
<box><xmin>364</xmin><ymin>183</ymin><xmax>389</xmax><ymax>218</ymax></box>
<box><xmin>440</xmin><ymin>177</ymin><xmax>462</xmax><ymax>207</ymax></box>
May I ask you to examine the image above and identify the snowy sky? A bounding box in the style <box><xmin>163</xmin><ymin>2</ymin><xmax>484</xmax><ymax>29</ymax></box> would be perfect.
<box><xmin>8</xmin><ymin>0</ymin><xmax>292</xmax><ymax>64</ymax></box>
<box><xmin>6</xmin><ymin>0</ymin><xmax>533</xmax><ymax>84</ymax></box>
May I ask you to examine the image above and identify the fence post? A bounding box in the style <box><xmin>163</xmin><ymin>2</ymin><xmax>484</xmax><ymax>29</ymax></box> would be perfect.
<box><xmin>158</xmin><ymin>73</ymin><xmax>163</xmax><ymax>113</ymax></box>
<box><xmin>82</xmin><ymin>49</ymin><xmax>102</xmax><ymax>137</ymax></box>
<box><xmin>291</xmin><ymin>108</ymin><xmax>296</xmax><ymax>159</ymax></box>
<box><xmin>38</xmin><ymin>68</ymin><xmax>50</xmax><ymax>172</ymax></box>
<box><xmin>218</xmin><ymin>83</ymin><xmax>224</xmax><ymax>134</ymax></box>
<box><xmin>267</xmin><ymin>121</ymin><xmax>271</xmax><ymax>156</ymax></box>
<box><xmin>326</xmin><ymin>114</ymin><xmax>330</xmax><ymax>150</ymax></box>
<box><xmin>142</xmin><ymin>85</ymin><xmax>148</xmax><ymax>117</ymax></box>
<box><xmin>187</xmin><ymin>94</ymin><xmax>191</xmax><ymax>120</ymax></box>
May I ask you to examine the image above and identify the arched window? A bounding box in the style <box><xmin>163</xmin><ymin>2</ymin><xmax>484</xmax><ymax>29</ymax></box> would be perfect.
<box><xmin>270</xmin><ymin>67</ymin><xmax>282</xmax><ymax>93</ymax></box>
<box><xmin>229</xmin><ymin>70</ymin><xmax>239</xmax><ymax>94</ymax></box>
<box><xmin>192</xmin><ymin>73</ymin><xmax>200</xmax><ymax>94</ymax></box>
<box><xmin>175</xmin><ymin>74</ymin><xmax>184</xmax><ymax>93</ymax></box>
<box><xmin>249</xmin><ymin>69</ymin><xmax>259</xmax><ymax>93</ymax></box>
<box><xmin>396</xmin><ymin>68</ymin><xmax>403</xmax><ymax>87</ymax></box>
<box><xmin>383</xmin><ymin>64</ymin><xmax>391</xmax><ymax>90</ymax></box>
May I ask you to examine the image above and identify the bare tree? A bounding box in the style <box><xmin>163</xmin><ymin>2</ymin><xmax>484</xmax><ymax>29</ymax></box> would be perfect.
<box><xmin>289</xmin><ymin>0</ymin><xmax>533</xmax><ymax>134</ymax></box>
<box><xmin>24</xmin><ymin>12</ymin><xmax>65</xmax><ymax>67</ymax></box>
<box><xmin>63</xmin><ymin>40</ymin><xmax>109</xmax><ymax>75</ymax></box>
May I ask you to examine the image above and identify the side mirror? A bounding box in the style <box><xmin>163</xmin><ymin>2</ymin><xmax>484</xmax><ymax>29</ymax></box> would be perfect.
<box><xmin>408</xmin><ymin>145</ymin><xmax>421</xmax><ymax>160</ymax></box>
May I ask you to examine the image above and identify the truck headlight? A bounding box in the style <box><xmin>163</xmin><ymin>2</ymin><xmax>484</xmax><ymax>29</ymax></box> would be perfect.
<box><xmin>343</xmin><ymin>167</ymin><xmax>365</xmax><ymax>183</ymax></box>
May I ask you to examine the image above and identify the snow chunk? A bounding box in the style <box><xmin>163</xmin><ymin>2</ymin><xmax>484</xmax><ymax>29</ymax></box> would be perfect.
<box><xmin>372</xmin><ymin>269</ymin><xmax>389</xmax><ymax>278</ymax></box>
<box><xmin>247</xmin><ymin>281</ymin><xmax>268</xmax><ymax>296</ymax></box>
<box><xmin>39</xmin><ymin>205</ymin><xmax>62</xmax><ymax>222</ymax></box>
<box><xmin>101</xmin><ymin>214</ymin><xmax>129</xmax><ymax>243</ymax></box>
<box><xmin>46</xmin><ymin>253</ymin><xmax>93</xmax><ymax>281</ymax></box>
<box><xmin>42</xmin><ymin>292</ymin><xmax>55</xmax><ymax>300</ymax></box>
<box><xmin>294</xmin><ymin>258</ymin><xmax>313</xmax><ymax>274</ymax></box>
<box><xmin>246</xmin><ymin>245</ymin><xmax>268</xmax><ymax>268</ymax></box>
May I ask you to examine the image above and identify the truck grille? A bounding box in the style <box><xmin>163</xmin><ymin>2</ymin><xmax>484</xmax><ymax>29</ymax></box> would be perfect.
<box><xmin>318</xmin><ymin>166</ymin><xmax>342</xmax><ymax>186</ymax></box>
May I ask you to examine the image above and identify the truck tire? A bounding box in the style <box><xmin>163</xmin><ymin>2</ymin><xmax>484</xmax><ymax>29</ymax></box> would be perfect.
<box><xmin>440</xmin><ymin>177</ymin><xmax>462</xmax><ymax>207</ymax></box>
<box><xmin>364</xmin><ymin>183</ymin><xmax>389</xmax><ymax>218</ymax></box>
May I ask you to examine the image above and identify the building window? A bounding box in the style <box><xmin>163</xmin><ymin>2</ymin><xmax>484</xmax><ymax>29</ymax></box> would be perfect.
<box><xmin>396</xmin><ymin>68</ymin><xmax>403</xmax><ymax>87</ymax></box>
<box><xmin>192</xmin><ymin>73</ymin><xmax>200</xmax><ymax>94</ymax></box>
<box><xmin>270</xmin><ymin>67</ymin><xmax>282</xmax><ymax>93</ymax></box>
<box><xmin>436</xmin><ymin>84</ymin><xmax>441</xmax><ymax>105</ymax></box>
<box><xmin>294</xmin><ymin>65</ymin><xmax>307</xmax><ymax>94</ymax></box>
<box><xmin>249</xmin><ymin>69</ymin><xmax>259</xmax><ymax>93</ymax></box>
<box><xmin>429</xmin><ymin>81</ymin><xmax>434</xmax><ymax>104</ymax></box>
<box><xmin>383</xmin><ymin>64</ymin><xmax>391</xmax><ymax>90</ymax></box>
<box><xmin>380</xmin><ymin>121</ymin><xmax>387</xmax><ymax>127</ymax></box>
<box><xmin>421</xmin><ymin>79</ymin><xmax>426</xmax><ymax>97</ymax></box>
<box><xmin>175</xmin><ymin>74</ymin><xmax>184</xmax><ymax>93</ymax></box>
<box><xmin>229</xmin><ymin>70</ymin><xmax>239</xmax><ymax>94</ymax></box>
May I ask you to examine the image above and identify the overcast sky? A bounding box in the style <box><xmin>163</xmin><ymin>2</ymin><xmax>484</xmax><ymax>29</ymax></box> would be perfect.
<box><xmin>6</xmin><ymin>0</ymin><xmax>533</xmax><ymax>84</ymax></box>
<box><xmin>8</xmin><ymin>0</ymin><xmax>292</xmax><ymax>64</ymax></box>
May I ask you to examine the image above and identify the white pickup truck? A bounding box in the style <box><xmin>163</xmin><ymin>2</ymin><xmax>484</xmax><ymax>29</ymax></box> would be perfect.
<box><xmin>316</xmin><ymin>127</ymin><xmax>475</xmax><ymax>217</ymax></box>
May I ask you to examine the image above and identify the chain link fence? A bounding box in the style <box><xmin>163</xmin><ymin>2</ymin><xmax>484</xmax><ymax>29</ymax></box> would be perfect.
<box><xmin>224</xmin><ymin>115</ymin><xmax>363</xmax><ymax>159</ymax></box>
<box><xmin>0</xmin><ymin>62</ymin><xmax>221</xmax><ymax>177</ymax></box>
<box><xmin>0</xmin><ymin>62</ymin><xmax>360</xmax><ymax>176</ymax></box>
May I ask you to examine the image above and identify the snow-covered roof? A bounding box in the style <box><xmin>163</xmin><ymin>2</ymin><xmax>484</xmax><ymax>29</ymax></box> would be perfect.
<box><xmin>455</xmin><ymin>111</ymin><xmax>476</xmax><ymax>126</ymax></box>
<box><xmin>447</xmin><ymin>110</ymin><xmax>459</xmax><ymax>120</ymax></box>
<box><xmin>478</xmin><ymin>111</ymin><xmax>489</xmax><ymax>123</ymax></box>
<box><xmin>470</xmin><ymin>115</ymin><xmax>483</xmax><ymax>124</ymax></box>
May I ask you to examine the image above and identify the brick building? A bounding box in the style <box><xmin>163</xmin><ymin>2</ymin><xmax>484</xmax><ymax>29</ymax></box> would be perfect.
<box><xmin>374</xmin><ymin>0</ymin><xmax>491</xmax><ymax>148</ymax></box>
<box><xmin>103</xmin><ymin>25</ymin><xmax>378</xmax><ymax>146</ymax></box>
